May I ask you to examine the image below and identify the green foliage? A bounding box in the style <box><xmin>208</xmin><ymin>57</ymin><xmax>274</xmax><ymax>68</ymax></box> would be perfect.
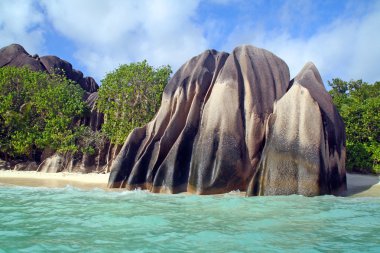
<box><xmin>0</xmin><ymin>66</ymin><xmax>86</xmax><ymax>159</ymax></box>
<box><xmin>76</xmin><ymin>126</ymin><xmax>108</xmax><ymax>155</ymax></box>
<box><xmin>97</xmin><ymin>60</ymin><xmax>172</xmax><ymax>144</ymax></box>
<box><xmin>329</xmin><ymin>78</ymin><xmax>380</xmax><ymax>173</ymax></box>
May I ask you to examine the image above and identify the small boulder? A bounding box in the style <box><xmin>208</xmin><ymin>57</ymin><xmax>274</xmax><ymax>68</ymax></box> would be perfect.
<box><xmin>37</xmin><ymin>154</ymin><xmax>65</xmax><ymax>173</ymax></box>
<box><xmin>14</xmin><ymin>161</ymin><xmax>38</xmax><ymax>171</ymax></box>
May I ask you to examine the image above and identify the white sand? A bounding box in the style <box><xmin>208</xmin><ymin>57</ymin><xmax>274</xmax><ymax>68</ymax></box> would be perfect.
<box><xmin>0</xmin><ymin>170</ymin><xmax>109</xmax><ymax>189</ymax></box>
<box><xmin>0</xmin><ymin>170</ymin><xmax>379</xmax><ymax>197</ymax></box>
<box><xmin>344</xmin><ymin>173</ymin><xmax>380</xmax><ymax>197</ymax></box>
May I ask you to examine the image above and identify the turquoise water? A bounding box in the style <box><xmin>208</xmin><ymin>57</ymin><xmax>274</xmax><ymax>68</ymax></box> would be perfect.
<box><xmin>0</xmin><ymin>185</ymin><xmax>379</xmax><ymax>253</ymax></box>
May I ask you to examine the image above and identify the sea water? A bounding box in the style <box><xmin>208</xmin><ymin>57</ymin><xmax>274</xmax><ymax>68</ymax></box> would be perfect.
<box><xmin>0</xmin><ymin>184</ymin><xmax>379</xmax><ymax>253</ymax></box>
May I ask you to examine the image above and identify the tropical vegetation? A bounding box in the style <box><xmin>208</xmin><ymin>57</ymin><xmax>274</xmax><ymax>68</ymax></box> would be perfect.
<box><xmin>1</xmin><ymin>64</ymin><xmax>378</xmax><ymax>175</ymax></box>
<box><xmin>97</xmin><ymin>60</ymin><xmax>171</xmax><ymax>144</ymax></box>
<box><xmin>329</xmin><ymin>78</ymin><xmax>380</xmax><ymax>174</ymax></box>
<box><xmin>0</xmin><ymin>66</ymin><xmax>86</xmax><ymax>160</ymax></box>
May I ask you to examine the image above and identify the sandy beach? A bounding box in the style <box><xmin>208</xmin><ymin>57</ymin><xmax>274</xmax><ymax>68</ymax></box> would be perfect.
<box><xmin>0</xmin><ymin>170</ymin><xmax>379</xmax><ymax>197</ymax></box>
<box><xmin>0</xmin><ymin>170</ymin><xmax>109</xmax><ymax>189</ymax></box>
<box><xmin>343</xmin><ymin>173</ymin><xmax>380</xmax><ymax>197</ymax></box>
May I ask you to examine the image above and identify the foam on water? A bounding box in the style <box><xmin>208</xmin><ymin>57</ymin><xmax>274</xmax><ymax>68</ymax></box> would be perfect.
<box><xmin>1</xmin><ymin>185</ymin><xmax>379</xmax><ymax>252</ymax></box>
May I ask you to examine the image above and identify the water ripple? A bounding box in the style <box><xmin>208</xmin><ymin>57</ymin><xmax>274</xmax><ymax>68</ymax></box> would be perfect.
<box><xmin>0</xmin><ymin>185</ymin><xmax>379</xmax><ymax>252</ymax></box>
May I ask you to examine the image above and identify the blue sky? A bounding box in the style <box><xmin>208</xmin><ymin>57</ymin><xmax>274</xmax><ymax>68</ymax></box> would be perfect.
<box><xmin>1</xmin><ymin>0</ymin><xmax>379</xmax><ymax>86</ymax></box>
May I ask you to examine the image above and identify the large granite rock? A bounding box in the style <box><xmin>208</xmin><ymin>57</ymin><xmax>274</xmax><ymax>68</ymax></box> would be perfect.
<box><xmin>246</xmin><ymin>63</ymin><xmax>346</xmax><ymax>196</ymax></box>
<box><xmin>188</xmin><ymin>46</ymin><xmax>290</xmax><ymax>194</ymax></box>
<box><xmin>0</xmin><ymin>44</ymin><xmax>98</xmax><ymax>92</ymax></box>
<box><xmin>108</xmin><ymin>45</ymin><xmax>346</xmax><ymax>196</ymax></box>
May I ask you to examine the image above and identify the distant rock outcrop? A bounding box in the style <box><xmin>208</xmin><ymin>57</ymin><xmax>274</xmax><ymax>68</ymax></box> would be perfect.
<box><xmin>108</xmin><ymin>45</ymin><xmax>347</xmax><ymax>196</ymax></box>
<box><xmin>82</xmin><ymin>92</ymin><xmax>104</xmax><ymax>131</ymax></box>
<box><xmin>0</xmin><ymin>44</ymin><xmax>98</xmax><ymax>93</ymax></box>
<box><xmin>0</xmin><ymin>44</ymin><xmax>119</xmax><ymax>173</ymax></box>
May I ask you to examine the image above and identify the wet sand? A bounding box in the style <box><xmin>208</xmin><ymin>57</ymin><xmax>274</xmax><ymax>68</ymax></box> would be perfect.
<box><xmin>0</xmin><ymin>170</ymin><xmax>379</xmax><ymax>197</ymax></box>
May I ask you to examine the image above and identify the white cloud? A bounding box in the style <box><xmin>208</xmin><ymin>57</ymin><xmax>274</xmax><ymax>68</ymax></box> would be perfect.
<box><xmin>2</xmin><ymin>0</ymin><xmax>379</xmax><ymax>86</ymax></box>
<box><xmin>0</xmin><ymin>0</ymin><xmax>45</xmax><ymax>53</ymax></box>
<box><xmin>223</xmin><ymin>1</ymin><xmax>380</xmax><ymax>84</ymax></box>
<box><xmin>40</xmin><ymin>0</ymin><xmax>208</xmax><ymax>81</ymax></box>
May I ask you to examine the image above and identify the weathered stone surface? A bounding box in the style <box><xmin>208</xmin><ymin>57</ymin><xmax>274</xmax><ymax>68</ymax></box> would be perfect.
<box><xmin>0</xmin><ymin>44</ymin><xmax>99</xmax><ymax>92</ymax></box>
<box><xmin>108</xmin><ymin>49</ymin><xmax>229</xmax><ymax>190</ymax></box>
<box><xmin>66</xmin><ymin>143</ymin><xmax>121</xmax><ymax>174</ymax></box>
<box><xmin>294</xmin><ymin>63</ymin><xmax>346</xmax><ymax>195</ymax></box>
<box><xmin>246</xmin><ymin>62</ymin><xmax>346</xmax><ymax>196</ymax></box>
<box><xmin>0</xmin><ymin>44</ymin><xmax>46</xmax><ymax>71</ymax></box>
<box><xmin>14</xmin><ymin>161</ymin><xmax>38</xmax><ymax>171</ymax></box>
<box><xmin>188</xmin><ymin>46</ymin><xmax>290</xmax><ymax>194</ymax></box>
<box><xmin>246</xmin><ymin>81</ymin><xmax>346</xmax><ymax>196</ymax></box>
<box><xmin>36</xmin><ymin>144</ymin><xmax>120</xmax><ymax>174</ymax></box>
<box><xmin>0</xmin><ymin>159</ymin><xmax>11</xmax><ymax>170</ymax></box>
<box><xmin>40</xmin><ymin>55</ymin><xmax>98</xmax><ymax>93</ymax></box>
<box><xmin>109</xmin><ymin>46</ymin><xmax>346</xmax><ymax>196</ymax></box>
<box><xmin>108</xmin><ymin>45</ymin><xmax>294</xmax><ymax>194</ymax></box>
<box><xmin>37</xmin><ymin>154</ymin><xmax>66</xmax><ymax>173</ymax></box>
<box><xmin>250</xmin><ymin>63</ymin><xmax>346</xmax><ymax>196</ymax></box>
<box><xmin>82</xmin><ymin>92</ymin><xmax>104</xmax><ymax>131</ymax></box>
<box><xmin>1</xmin><ymin>43</ymin><xmax>347</xmax><ymax>194</ymax></box>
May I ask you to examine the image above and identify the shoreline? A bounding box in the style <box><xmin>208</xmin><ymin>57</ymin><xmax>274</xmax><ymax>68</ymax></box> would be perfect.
<box><xmin>0</xmin><ymin>170</ymin><xmax>109</xmax><ymax>190</ymax></box>
<box><xmin>0</xmin><ymin>170</ymin><xmax>379</xmax><ymax>197</ymax></box>
<box><xmin>343</xmin><ymin>173</ymin><xmax>380</xmax><ymax>197</ymax></box>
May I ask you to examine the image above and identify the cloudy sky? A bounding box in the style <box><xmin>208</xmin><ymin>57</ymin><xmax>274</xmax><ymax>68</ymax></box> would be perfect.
<box><xmin>1</xmin><ymin>0</ymin><xmax>379</xmax><ymax>85</ymax></box>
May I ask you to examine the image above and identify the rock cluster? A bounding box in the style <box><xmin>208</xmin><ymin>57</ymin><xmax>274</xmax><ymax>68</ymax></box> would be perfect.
<box><xmin>0</xmin><ymin>44</ymin><xmax>119</xmax><ymax>173</ymax></box>
<box><xmin>108</xmin><ymin>45</ymin><xmax>346</xmax><ymax>196</ymax></box>
<box><xmin>0</xmin><ymin>44</ymin><xmax>98</xmax><ymax>93</ymax></box>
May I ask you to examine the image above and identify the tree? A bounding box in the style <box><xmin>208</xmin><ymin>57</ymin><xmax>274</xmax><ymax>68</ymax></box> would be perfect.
<box><xmin>329</xmin><ymin>78</ymin><xmax>380</xmax><ymax>173</ymax></box>
<box><xmin>97</xmin><ymin>60</ymin><xmax>172</xmax><ymax>144</ymax></box>
<box><xmin>76</xmin><ymin>126</ymin><xmax>108</xmax><ymax>155</ymax></box>
<box><xmin>0</xmin><ymin>66</ymin><xmax>86</xmax><ymax>160</ymax></box>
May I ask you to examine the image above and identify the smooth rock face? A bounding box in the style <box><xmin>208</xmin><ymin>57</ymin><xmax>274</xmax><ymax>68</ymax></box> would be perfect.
<box><xmin>295</xmin><ymin>63</ymin><xmax>347</xmax><ymax>194</ymax></box>
<box><xmin>108</xmin><ymin>45</ymin><xmax>298</xmax><ymax>194</ymax></box>
<box><xmin>0</xmin><ymin>44</ymin><xmax>46</xmax><ymax>71</ymax></box>
<box><xmin>188</xmin><ymin>46</ymin><xmax>290</xmax><ymax>194</ymax></box>
<box><xmin>246</xmin><ymin>83</ymin><xmax>330</xmax><ymax>196</ymax></box>
<box><xmin>109</xmin><ymin>46</ymin><xmax>346</xmax><ymax>196</ymax></box>
<box><xmin>108</xmin><ymin>49</ymin><xmax>230</xmax><ymax>191</ymax></box>
<box><xmin>241</xmin><ymin>62</ymin><xmax>345</xmax><ymax>196</ymax></box>
<box><xmin>246</xmin><ymin>63</ymin><xmax>346</xmax><ymax>196</ymax></box>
